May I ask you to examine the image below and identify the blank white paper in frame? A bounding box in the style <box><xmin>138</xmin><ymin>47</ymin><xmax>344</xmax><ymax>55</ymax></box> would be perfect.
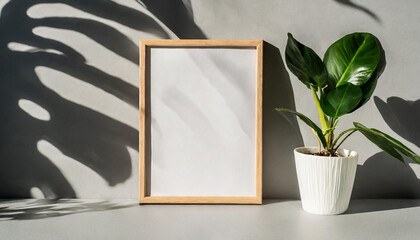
<box><xmin>148</xmin><ymin>46</ymin><xmax>257</xmax><ymax>197</ymax></box>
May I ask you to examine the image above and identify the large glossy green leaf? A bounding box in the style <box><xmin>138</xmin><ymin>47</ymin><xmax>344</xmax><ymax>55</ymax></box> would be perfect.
<box><xmin>275</xmin><ymin>108</ymin><xmax>327</xmax><ymax>148</ymax></box>
<box><xmin>351</xmin><ymin>40</ymin><xmax>386</xmax><ymax>112</ymax></box>
<box><xmin>354</xmin><ymin>122</ymin><xmax>420</xmax><ymax>164</ymax></box>
<box><xmin>324</xmin><ymin>33</ymin><xmax>381</xmax><ymax>87</ymax></box>
<box><xmin>285</xmin><ymin>33</ymin><xmax>328</xmax><ymax>88</ymax></box>
<box><xmin>320</xmin><ymin>84</ymin><xmax>363</xmax><ymax>118</ymax></box>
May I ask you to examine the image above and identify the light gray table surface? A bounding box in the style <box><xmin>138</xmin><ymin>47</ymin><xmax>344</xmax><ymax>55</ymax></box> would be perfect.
<box><xmin>1</xmin><ymin>199</ymin><xmax>420</xmax><ymax>240</ymax></box>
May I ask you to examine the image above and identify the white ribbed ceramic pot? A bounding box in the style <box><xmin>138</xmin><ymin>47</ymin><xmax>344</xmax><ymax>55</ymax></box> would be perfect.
<box><xmin>294</xmin><ymin>147</ymin><xmax>358</xmax><ymax>215</ymax></box>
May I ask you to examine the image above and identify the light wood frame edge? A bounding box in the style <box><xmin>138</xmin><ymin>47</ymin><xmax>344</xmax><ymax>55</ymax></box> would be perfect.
<box><xmin>139</xmin><ymin>39</ymin><xmax>263</xmax><ymax>204</ymax></box>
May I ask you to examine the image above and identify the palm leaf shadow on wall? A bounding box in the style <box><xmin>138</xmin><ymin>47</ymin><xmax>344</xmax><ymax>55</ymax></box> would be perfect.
<box><xmin>352</xmin><ymin>96</ymin><xmax>420</xmax><ymax>199</ymax></box>
<box><xmin>334</xmin><ymin>0</ymin><xmax>381</xmax><ymax>23</ymax></box>
<box><xmin>0</xmin><ymin>0</ymin><xmax>205</xmax><ymax>198</ymax></box>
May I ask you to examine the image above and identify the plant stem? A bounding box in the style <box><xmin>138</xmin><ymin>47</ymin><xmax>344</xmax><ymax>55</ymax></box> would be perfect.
<box><xmin>311</xmin><ymin>86</ymin><xmax>329</xmax><ymax>146</ymax></box>
<box><xmin>331</xmin><ymin>127</ymin><xmax>358</xmax><ymax>149</ymax></box>
<box><xmin>334</xmin><ymin>130</ymin><xmax>357</xmax><ymax>151</ymax></box>
<box><xmin>328</xmin><ymin>117</ymin><xmax>334</xmax><ymax>149</ymax></box>
<box><xmin>311</xmin><ymin>128</ymin><xmax>321</xmax><ymax>153</ymax></box>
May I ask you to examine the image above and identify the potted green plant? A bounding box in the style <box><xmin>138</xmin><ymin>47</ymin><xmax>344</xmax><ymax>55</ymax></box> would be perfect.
<box><xmin>277</xmin><ymin>32</ymin><xmax>420</xmax><ymax>215</ymax></box>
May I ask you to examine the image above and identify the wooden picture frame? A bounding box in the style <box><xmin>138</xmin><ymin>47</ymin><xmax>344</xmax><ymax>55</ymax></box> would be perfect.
<box><xmin>139</xmin><ymin>40</ymin><xmax>263</xmax><ymax>204</ymax></box>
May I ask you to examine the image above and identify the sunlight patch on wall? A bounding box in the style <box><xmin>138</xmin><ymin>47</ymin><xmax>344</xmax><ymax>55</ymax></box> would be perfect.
<box><xmin>30</xmin><ymin>187</ymin><xmax>45</xmax><ymax>199</ymax></box>
<box><xmin>27</xmin><ymin>2</ymin><xmax>152</xmax><ymax>26</ymax></box>
<box><xmin>32</xmin><ymin>26</ymin><xmax>139</xmax><ymax>88</ymax></box>
<box><xmin>8</xmin><ymin>42</ymin><xmax>64</xmax><ymax>55</ymax></box>
<box><xmin>35</xmin><ymin>66</ymin><xmax>138</xmax><ymax>130</ymax></box>
<box><xmin>18</xmin><ymin>99</ymin><xmax>51</xmax><ymax>121</ymax></box>
<box><xmin>0</xmin><ymin>0</ymin><xmax>10</xmax><ymax>15</ymax></box>
<box><xmin>27</xmin><ymin>2</ymin><xmax>172</xmax><ymax>89</ymax></box>
<box><xmin>27</xmin><ymin>2</ymin><xmax>174</xmax><ymax>39</ymax></box>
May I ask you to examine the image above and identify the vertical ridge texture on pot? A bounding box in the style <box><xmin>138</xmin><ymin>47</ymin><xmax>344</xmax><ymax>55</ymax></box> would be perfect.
<box><xmin>294</xmin><ymin>147</ymin><xmax>358</xmax><ymax>215</ymax></box>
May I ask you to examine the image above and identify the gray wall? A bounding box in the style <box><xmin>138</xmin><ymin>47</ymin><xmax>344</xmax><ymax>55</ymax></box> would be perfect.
<box><xmin>0</xmin><ymin>0</ymin><xmax>419</xmax><ymax>199</ymax></box>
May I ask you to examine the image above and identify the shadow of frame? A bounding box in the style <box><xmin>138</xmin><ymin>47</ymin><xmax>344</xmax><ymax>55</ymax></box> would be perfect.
<box><xmin>262</xmin><ymin>42</ymin><xmax>304</xmax><ymax>199</ymax></box>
